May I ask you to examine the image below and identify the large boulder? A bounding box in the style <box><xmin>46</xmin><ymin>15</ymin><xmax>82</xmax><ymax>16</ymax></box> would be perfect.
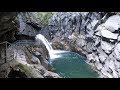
<box><xmin>76</xmin><ymin>34</ymin><xmax>86</xmax><ymax>48</ymax></box>
<box><xmin>114</xmin><ymin>60</ymin><xmax>120</xmax><ymax>77</ymax></box>
<box><xmin>113</xmin><ymin>43</ymin><xmax>120</xmax><ymax>61</ymax></box>
<box><xmin>16</xmin><ymin>12</ymin><xmax>42</xmax><ymax>38</ymax></box>
<box><xmin>103</xmin><ymin>59</ymin><xmax>118</xmax><ymax>78</ymax></box>
<box><xmin>104</xmin><ymin>15</ymin><xmax>120</xmax><ymax>32</ymax></box>
<box><xmin>101</xmin><ymin>40</ymin><xmax>115</xmax><ymax>54</ymax></box>
<box><xmin>31</xmin><ymin>55</ymin><xmax>41</xmax><ymax>64</ymax></box>
<box><xmin>43</xmin><ymin>71</ymin><xmax>61</xmax><ymax>78</ymax></box>
<box><xmin>101</xmin><ymin>29</ymin><xmax>118</xmax><ymax>40</ymax></box>
<box><xmin>98</xmin><ymin>50</ymin><xmax>108</xmax><ymax>63</ymax></box>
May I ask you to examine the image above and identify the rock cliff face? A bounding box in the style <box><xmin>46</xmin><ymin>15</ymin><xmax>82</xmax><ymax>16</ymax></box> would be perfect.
<box><xmin>0</xmin><ymin>12</ymin><xmax>60</xmax><ymax>78</ymax></box>
<box><xmin>48</xmin><ymin>12</ymin><xmax>120</xmax><ymax>78</ymax></box>
<box><xmin>16</xmin><ymin>12</ymin><xmax>42</xmax><ymax>39</ymax></box>
<box><xmin>0</xmin><ymin>12</ymin><xmax>42</xmax><ymax>42</ymax></box>
<box><xmin>1</xmin><ymin>12</ymin><xmax>120</xmax><ymax>78</ymax></box>
<box><xmin>0</xmin><ymin>12</ymin><xmax>18</xmax><ymax>42</ymax></box>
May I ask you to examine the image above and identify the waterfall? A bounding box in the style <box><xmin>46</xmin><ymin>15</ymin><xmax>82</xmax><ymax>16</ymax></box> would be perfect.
<box><xmin>35</xmin><ymin>34</ymin><xmax>69</xmax><ymax>61</ymax></box>
<box><xmin>36</xmin><ymin>34</ymin><xmax>53</xmax><ymax>52</ymax></box>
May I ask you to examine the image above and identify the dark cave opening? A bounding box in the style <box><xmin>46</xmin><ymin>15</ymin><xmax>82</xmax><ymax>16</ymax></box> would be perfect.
<box><xmin>8</xmin><ymin>68</ymin><xmax>27</xmax><ymax>78</ymax></box>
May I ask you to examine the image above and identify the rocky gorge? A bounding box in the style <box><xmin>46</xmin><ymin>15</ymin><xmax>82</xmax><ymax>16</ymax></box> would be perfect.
<box><xmin>47</xmin><ymin>12</ymin><xmax>120</xmax><ymax>78</ymax></box>
<box><xmin>0</xmin><ymin>12</ymin><xmax>120</xmax><ymax>78</ymax></box>
<box><xmin>0</xmin><ymin>12</ymin><xmax>60</xmax><ymax>78</ymax></box>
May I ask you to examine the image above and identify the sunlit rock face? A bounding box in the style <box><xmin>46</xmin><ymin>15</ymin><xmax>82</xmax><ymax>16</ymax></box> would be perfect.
<box><xmin>16</xmin><ymin>12</ymin><xmax>42</xmax><ymax>40</ymax></box>
<box><xmin>104</xmin><ymin>15</ymin><xmax>120</xmax><ymax>32</ymax></box>
<box><xmin>48</xmin><ymin>12</ymin><xmax>120</xmax><ymax>78</ymax></box>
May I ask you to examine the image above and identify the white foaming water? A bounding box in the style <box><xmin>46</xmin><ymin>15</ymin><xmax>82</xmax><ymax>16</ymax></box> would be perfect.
<box><xmin>35</xmin><ymin>34</ymin><xmax>68</xmax><ymax>61</ymax></box>
<box><xmin>49</xmin><ymin>50</ymin><xmax>69</xmax><ymax>59</ymax></box>
<box><xmin>36</xmin><ymin>34</ymin><xmax>53</xmax><ymax>52</ymax></box>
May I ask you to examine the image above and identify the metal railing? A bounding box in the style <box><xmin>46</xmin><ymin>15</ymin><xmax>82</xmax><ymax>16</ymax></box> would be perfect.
<box><xmin>0</xmin><ymin>40</ymin><xmax>39</xmax><ymax>66</ymax></box>
<box><xmin>0</xmin><ymin>41</ymin><xmax>14</xmax><ymax>65</ymax></box>
<box><xmin>13</xmin><ymin>40</ymin><xmax>36</xmax><ymax>45</ymax></box>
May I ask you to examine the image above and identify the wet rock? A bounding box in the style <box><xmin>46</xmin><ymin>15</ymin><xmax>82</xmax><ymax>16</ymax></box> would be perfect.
<box><xmin>98</xmin><ymin>50</ymin><xmax>108</xmax><ymax>63</ymax></box>
<box><xmin>76</xmin><ymin>34</ymin><xmax>86</xmax><ymax>48</ymax></box>
<box><xmin>43</xmin><ymin>71</ymin><xmax>61</xmax><ymax>78</ymax></box>
<box><xmin>94</xmin><ymin>36</ymin><xmax>101</xmax><ymax>47</ymax></box>
<box><xmin>0</xmin><ymin>12</ymin><xmax>18</xmax><ymax>42</ymax></box>
<box><xmin>104</xmin><ymin>15</ymin><xmax>120</xmax><ymax>32</ymax></box>
<box><xmin>117</xmin><ymin>36</ymin><xmax>120</xmax><ymax>42</ymax></box>
<box><xmin>104</xmin><ymin>59</ymin><xmax>118</xmax><ymax>78</ymax></box>
<box><xmin>31</xmin><ymin>55</ymin><xmax>41</xmax><ymax>64</ymax></box>
<box><xmin>101</xmin><ymin>29</ymin><xmax>118</xmax><ymax>40</ymax></box>
<box><xmin>52</xmin><ymin>37</ymin><xmax>63</xmax><ymax>49</ymax></box>
<box><xmin>94</xmin><ymin>30</ymin><xmax>101</xmax><ymax>36</ymax></box>
<box><xmin>48</xmin><ymin>12</ymin><xmax>120</xmax><ymax>78</ymax></box>
<box><xmin>101</xmin><ymin>40</ymin><xmax>114</xmax><ymax>54</ymax></box>
<box><xmin>113</xmin><ymin>43</ymin><xmax>120</xmax><ymax>61</ymax></box>
<box><xmin>16</xmin><ymin>12</ymin><xmax>41</xmax><ymax>39</ymax></box>
<box><xmin>101</xmin><ymin>67</ymin><xmax>113</xmax><ymax>78</ymax></box>
<box><xmin>40</xmin><ymin>58</ymin><xmax>52</xmax><ymax>70</ymax></box>
<box><xmin>114</xmin><ymin>60</ymin><xmax>120</xmax><ymax>77</ymax></box>
<box><xmin>87</xmin><ymin>54</ymin><xmax>95</xmax><ymax>63</ymax></box>
<box><xmin>95</xmin><ymin>62</ymin><xmax>103</xmax><ymax>71</ymax></box>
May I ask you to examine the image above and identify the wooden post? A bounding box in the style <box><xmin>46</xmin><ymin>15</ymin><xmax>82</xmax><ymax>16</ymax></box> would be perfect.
<box><xmin>5</xmin><ymin>41</ymin><xmax>7</xmax><ymax>63</ymax></box>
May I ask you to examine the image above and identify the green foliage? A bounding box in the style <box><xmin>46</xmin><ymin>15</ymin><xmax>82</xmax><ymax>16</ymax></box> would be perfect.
<box><xmin>36</xmin><ymin>12</ymin><xmax>53</xmax><ymax>25</ymax></box>
<box><xmin>17</xmin><ymin>63</ymin><xmax>33</xmax><ymax>77</ymax></box>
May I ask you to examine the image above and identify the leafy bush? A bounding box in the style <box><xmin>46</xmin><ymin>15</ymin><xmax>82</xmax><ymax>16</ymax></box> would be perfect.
<box><xmin>36</xmin><ymin>12</ymin><xmax>53</xmax><ymax>25</ymax></box>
